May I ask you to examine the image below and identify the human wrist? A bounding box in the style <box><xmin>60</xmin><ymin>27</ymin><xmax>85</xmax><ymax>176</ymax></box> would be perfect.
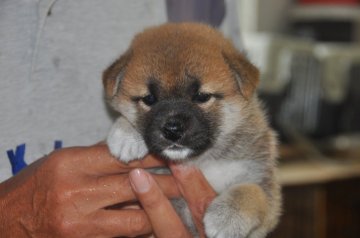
<box><xmin>0</xmin><ymin>181</ymin><xmax>7</xmax><ymax>229</ymax></box>
<box><xmin>0</xmin><ymin>173</ymin><xmax>36</xmax><ymax>237</ymax></box>
<box><xmin>0</xmin><ymin>179</ymin><xmax>21</xmax><ymax>236</ymax></box>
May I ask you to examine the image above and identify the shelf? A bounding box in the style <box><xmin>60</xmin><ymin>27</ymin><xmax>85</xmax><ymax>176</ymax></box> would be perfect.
<box><xmin>278</xmin><ymin>158</ymin><xmax>360</xmax><ymax>186</ymax></box>
<box><xmin>290</xmin><ymin>5</ymin><xmax>360</xmax><ymax>21</ymax></box>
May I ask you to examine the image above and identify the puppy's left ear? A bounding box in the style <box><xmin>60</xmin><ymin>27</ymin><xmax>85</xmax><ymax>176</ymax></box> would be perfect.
<box><xmin>102</xmin><ymin>50</ymin><xmax>132</xmax><ymax>100</ymax></box>
<box><xmin>222</xmin><ymin>49</ymin><xmax>259</xmax><ymax>99</ymax></box>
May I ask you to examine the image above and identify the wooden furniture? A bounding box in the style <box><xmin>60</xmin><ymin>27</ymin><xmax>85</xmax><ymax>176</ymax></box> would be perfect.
<box><xmin>268</xmin><ymin>158</ymin><xmax>360</xmax><ymax>238</ymax></box>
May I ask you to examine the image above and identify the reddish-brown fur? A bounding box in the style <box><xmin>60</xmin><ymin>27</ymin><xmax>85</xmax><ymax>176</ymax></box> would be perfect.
<box><xmin>103</xmin><ymin>23</ymin><xmax>281</xmax><ymax>238</ymax></box>
<box><xmin>103</xmin><ymin>23</ymin><xmax>259</xmax><ymax>102</ymax></box>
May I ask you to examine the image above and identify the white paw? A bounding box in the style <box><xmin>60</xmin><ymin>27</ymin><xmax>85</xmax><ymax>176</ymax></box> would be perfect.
<box><xmin>203</xmin><ymin>195</ymin><xmax>261</xmax><ymax>238</ymax></box>
<box><xmin>107</xmin><ymin>117</ymin><xmax>148</xmax><ymax>162</ymax></box>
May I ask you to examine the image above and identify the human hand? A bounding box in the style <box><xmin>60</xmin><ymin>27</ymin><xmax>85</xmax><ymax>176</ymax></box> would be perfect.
<box><xmin>130</xmin><ymin>164</ymin><xmax>217</xmax><ymax>238</ymax></box>
<box><xmin>170</xmin><ymin>164</ymin><xmax>217</xmax><ymax>237</ymax></box>
<box><xmin>0</xmin><ymin>144</ymin><xmax>179</xmax><ymax>238</ymax></box>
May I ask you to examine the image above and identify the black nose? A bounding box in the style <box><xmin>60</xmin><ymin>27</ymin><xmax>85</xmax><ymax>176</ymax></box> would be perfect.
<box><xmin>162</xmin><ymin>118</ymin><xmax>185</xmax><ymax>142</ymax></box>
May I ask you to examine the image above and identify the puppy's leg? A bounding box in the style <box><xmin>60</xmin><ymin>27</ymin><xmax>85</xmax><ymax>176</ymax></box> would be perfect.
<box><xmin>204</xmin><ymin>184</ymin><xmax>275</xmax><ymax>238</ymax></box>
<box><xmin>107</xmin><ymin>116</ymin><xmax>148</xmax><ymax>162</ymax></box>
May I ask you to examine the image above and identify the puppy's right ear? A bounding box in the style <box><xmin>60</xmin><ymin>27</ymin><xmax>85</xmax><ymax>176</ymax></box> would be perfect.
<box><xmin>102</xmin><ymin>50</ymin><xmax>132</xmax><ymax>100</ymax></box>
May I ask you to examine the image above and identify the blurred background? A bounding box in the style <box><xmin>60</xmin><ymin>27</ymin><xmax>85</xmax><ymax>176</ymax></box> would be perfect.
<box><xmin>167</xmin><ymin>0</ymin><xmax>360</xmax><ymax>237</ymax></box>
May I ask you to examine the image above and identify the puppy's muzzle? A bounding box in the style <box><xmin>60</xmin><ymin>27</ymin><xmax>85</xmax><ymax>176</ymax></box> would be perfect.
<box><xmin>143</xmin><ymin>99</ymin><xmax>213</xmax><ymax>159</ymax></box>
<box><xmin>162</xmin><ymin>116</ymin><xmax>187</xmax><ymax>142</ymax></box>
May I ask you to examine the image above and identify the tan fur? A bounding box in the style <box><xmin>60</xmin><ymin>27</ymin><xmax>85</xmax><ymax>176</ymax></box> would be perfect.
<box><xmin>103</xmin><ymin>23</ymin><xmax>281</xmax><ymax>238</ymax></box>
<box><xmin>231</xmin><ymin>184</ymin><xmax>268</xmax><ymax>220</ymax></box>
<box><xmin>103</xmin><ymin>23</ymin><xmax>258</xmax><ymax>102</ymax></box>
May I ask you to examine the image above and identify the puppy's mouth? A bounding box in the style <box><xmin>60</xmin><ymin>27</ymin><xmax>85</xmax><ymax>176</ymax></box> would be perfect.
<box><xmin>161</xmin><ymin>144</ymin><xmax>194</xmax><ymax>160</ymax></box>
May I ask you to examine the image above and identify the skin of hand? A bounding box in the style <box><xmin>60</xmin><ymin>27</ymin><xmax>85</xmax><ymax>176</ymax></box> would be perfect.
<box><xmin>170</xmin><ymin>164</ymin><xmax>217</xmax><ymax>238</ymax></box>
<box><xmin>0</xmin><ymin>144</ymin><xmax>179</xmax><ymax>237</ymax></box>
<box><xmin>129</xmin><ymin>165</ymin><xmax>217</xmax><ymax>238</ymax></box>
<box><xmin>0</xmin><ymin>144</ymin><xmax>217</xmax><ymax>238</ymax></box>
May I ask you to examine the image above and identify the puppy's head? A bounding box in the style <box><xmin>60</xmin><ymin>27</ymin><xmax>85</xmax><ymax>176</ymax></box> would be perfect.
<box><xmin>103</xmin><ymin>23</ymin><xmax>259</xmax><ymax>161</ymax></box>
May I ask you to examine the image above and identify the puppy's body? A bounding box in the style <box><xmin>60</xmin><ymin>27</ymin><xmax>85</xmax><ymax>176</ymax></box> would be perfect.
<box><xmin>103</xmin><ymin>23</ymin><xmax>281</xmax><ymax>238</ymax></box>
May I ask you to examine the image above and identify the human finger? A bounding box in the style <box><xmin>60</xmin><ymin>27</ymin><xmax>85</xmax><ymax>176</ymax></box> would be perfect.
<box><xmin>88</xmin><ymin>145</ymin><xmax>166</xmax><ymax>171</ymax></box>
<box><xmin>54</xmin><ymin>145</ymin><xmax>166</xmax><ymax>175</ymax></box>
<box><xmin>152</xmin><ymin>174</ymin><xmax>180</xmax><ymax>199</ymax></box>
<box><xmin>170</xmin><ymin>164</ymin><xmax>217</xmax><ymax>237</ymax></box>
<box><xmin>85</xmin><ymin>173</ymin><xmax>180</xmax><ymax>209</ymax></box>
<box><xmin>129</xmin><ymin>169</ymin><xmax>192</xmax><ymax>238</ymax></box>
<box><xmin>127</xmin><ymin>154</ymin><xmax>166</xmax><ymax>169</ymax></box>
<box><xmin>91</xmin><ymin>209</ymin><xmax>152</xmax><ymax>237</ymax></box>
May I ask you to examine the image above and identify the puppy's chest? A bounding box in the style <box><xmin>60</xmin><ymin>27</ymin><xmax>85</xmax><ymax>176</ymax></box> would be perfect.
<box><xmin>189</xmin><ymin>159</ymin><xmax>264</xmax><ymax>193</ymax></box>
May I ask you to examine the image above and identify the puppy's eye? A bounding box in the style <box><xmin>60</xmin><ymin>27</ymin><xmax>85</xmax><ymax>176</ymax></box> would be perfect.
<box><xmin>141</xmin><ymin>94</ymin><xmax>157</xmax><ymax>106</ymax></box>
<box><xmin>192</xmin><ymin>92</ymin><xmax>212</xmax><ymax>103</ymax></box>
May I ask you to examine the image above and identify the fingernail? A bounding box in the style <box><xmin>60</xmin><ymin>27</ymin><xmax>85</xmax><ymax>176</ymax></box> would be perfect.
<box><xmin>129</xmin><ymin>169</ymin><xmax>151</xmax><ymax>193</ymax></box>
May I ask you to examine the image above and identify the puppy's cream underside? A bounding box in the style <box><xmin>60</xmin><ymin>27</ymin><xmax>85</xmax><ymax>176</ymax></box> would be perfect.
<box><xmin>103</xmin><ymin>23</ymin><xmax>281</xmax><ymax>238</ymax></box>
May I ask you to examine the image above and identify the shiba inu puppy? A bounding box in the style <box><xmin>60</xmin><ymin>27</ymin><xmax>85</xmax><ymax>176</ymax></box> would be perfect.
<box><xmin>103</xmin><ymin>23</ymin><xmax>281</xmax><ymax>238</ymax></box>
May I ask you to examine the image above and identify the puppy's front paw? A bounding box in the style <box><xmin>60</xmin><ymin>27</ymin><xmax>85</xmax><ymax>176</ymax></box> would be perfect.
<box><xmin>107</xmin><ymin>117</ymin><xmax>148</xmax><ymax>162</ymax></box>
<box><xmin>204</xmin><ymin>184</ymin><xmax>268</xmax><ymax>238</ymax></box>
